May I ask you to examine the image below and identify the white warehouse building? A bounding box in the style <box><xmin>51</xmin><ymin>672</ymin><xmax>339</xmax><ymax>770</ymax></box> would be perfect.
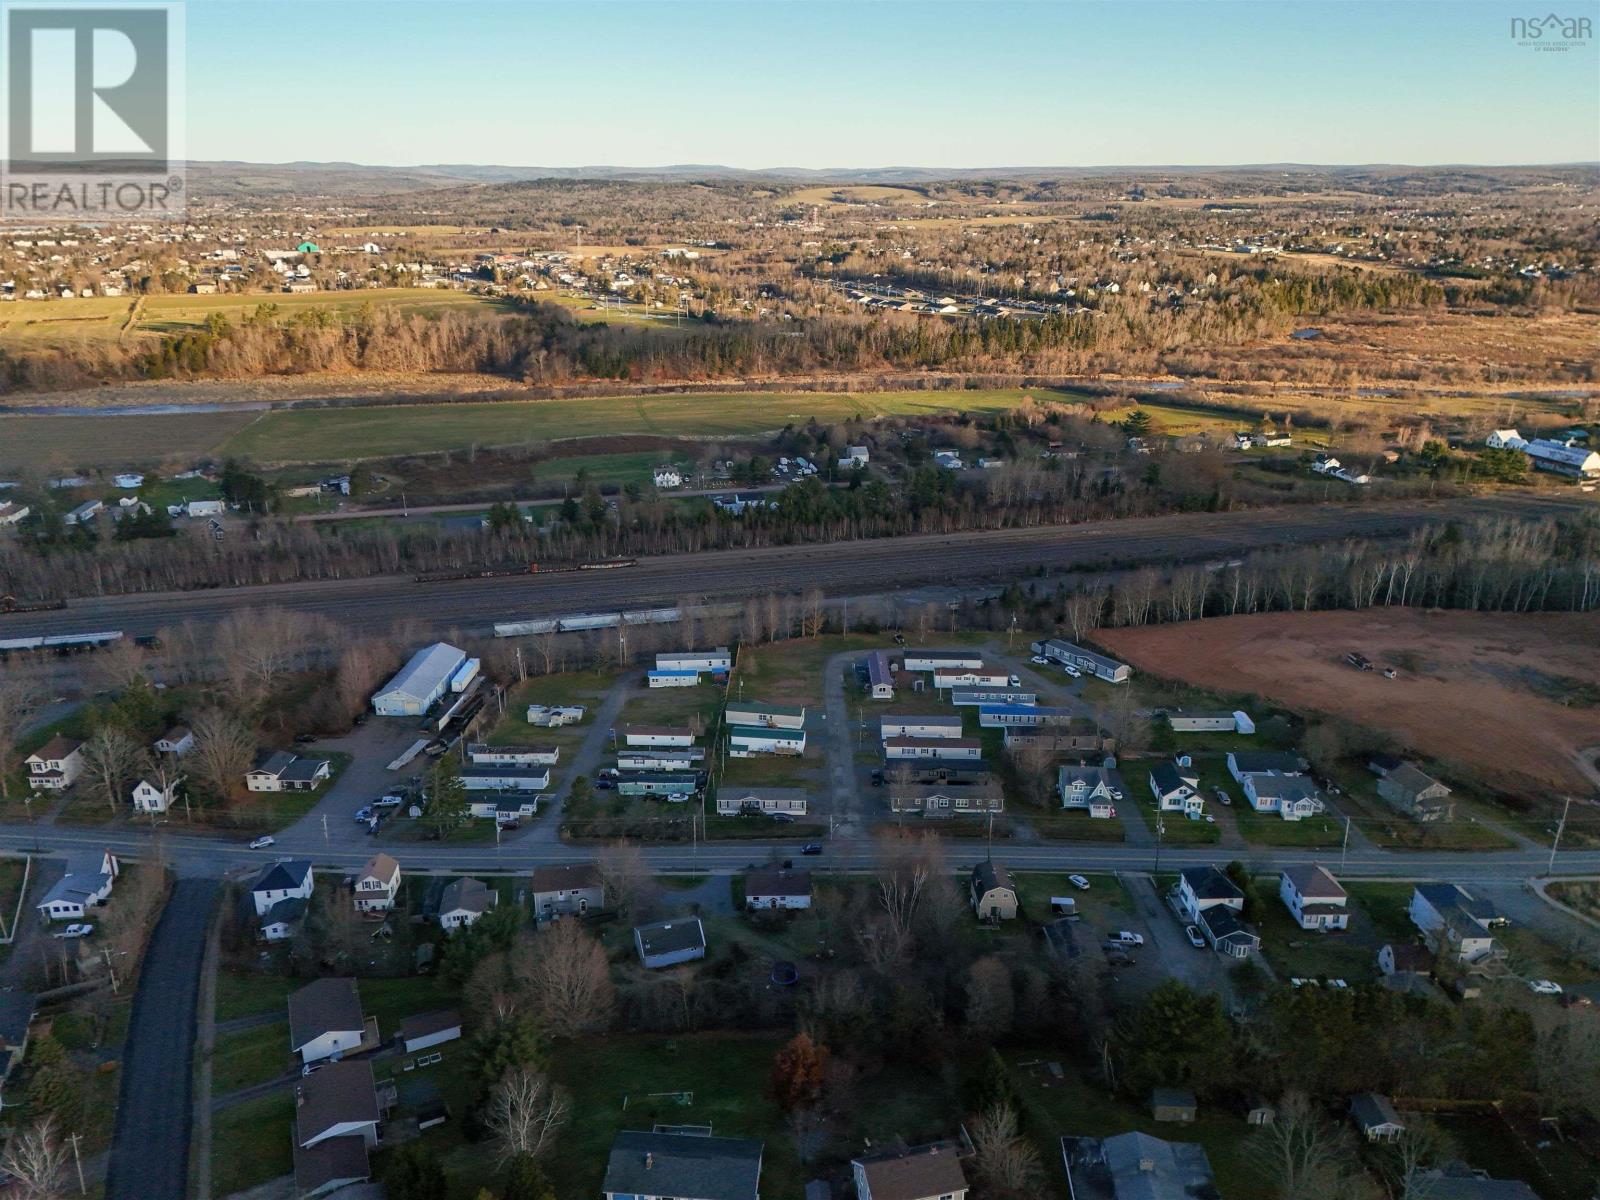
<box><xmin>372</xmin><ymin>642</ymin><xmax>473</xmax><ymax>716</ymax></box>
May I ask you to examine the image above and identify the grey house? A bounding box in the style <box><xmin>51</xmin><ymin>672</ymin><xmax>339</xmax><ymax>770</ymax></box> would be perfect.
<box><xmin>1377</xmin><ymin>762</ymin><xmax>1454</xmax><ymax>822</ymax></box>
<box><xmin>603</xmin><ymin>1130</ymin><xmax>762</xmax><ymax>1200</ymax></box>
<box><xmin>1061</xmin><ymin>1131</ymin><xmax>1221</xmax><ymax>1200</ymax></box>
<box><xmin>1351</xmin><ymin>1092</ymin><xmax>1405</xmax><ymax>1141</ymax></box>
<box><xmin>530</xmin><ymin>863</ymin><xmax>604</xmax><ymax>920</ymax></box>
<box><xmin>634</xmin><ymin>916</ymin><xmax>707</xmax><ymax>969</ymax></box>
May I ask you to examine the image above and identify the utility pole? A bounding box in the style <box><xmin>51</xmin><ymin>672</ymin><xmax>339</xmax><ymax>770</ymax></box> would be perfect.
<box><xmin>1548</xmin><ymin>795</ymin><xmax>1573</xmax><ymax>876</ymax></box>
<box><xmin>68</xmin><ymin>1131</ymin><xmax>85</xmax><ymax>1194</ymax></box>
<box><xmin>322</xmin><ymin>813</ymin><xmax>329</xmax><ymax>847</ymax></box>
<box><xmin>1341</xmin><ymin>815</ymin><xmax>1351</xmax><ymax>869</ymax></box>
<box><xmin>1153</xmin><ymin>818</ymin><xmax>1165</xmax><ymax>877</ymax></box>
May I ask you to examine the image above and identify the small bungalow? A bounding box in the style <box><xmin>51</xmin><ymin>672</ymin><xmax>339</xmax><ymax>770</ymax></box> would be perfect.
<box><xmin>970</xmin><ymin>860</ymin><xmax>1017</xmax><ymax>921</ymax></box>
<box><xmin>634</xmin><ymin>916</ymin><xmax>707</xmax><ymax>969</ymax></box>
<box><xmin>1350</xmin><ymin>1092</ymin><xmax>1405</xmax><ymax>1142</ymax></box>
<box><xmin>745</xmin><ymin>868</ymin><xmax>812</xmax><ymax>910</ymax></box>
<box><xmin>530</xmin><ymin>863</ymin><xmax>604</xmax><ymax>920</ymax></box>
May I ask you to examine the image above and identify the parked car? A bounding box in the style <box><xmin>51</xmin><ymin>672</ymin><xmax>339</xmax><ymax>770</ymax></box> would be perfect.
<box><xmin>1204</xmin><ymin>814</ymin><xmax>1216</xmax><ymax>824</ymax></box>
<box><xmin>375</xmin><ymin>794</ymin><xmax>404</xmax><ymax>808</ymax></box>
<box><xmin>1062</xmin><ymin>664</ymin><xmax>1082</xmax><ymax>678</ymax></box>
<box><xmin>595</xmin><ymin>777</ymin><xmax>615</xmax><ymax>790</ymax></box>
<box><xmin>665</xmin><ymin>793</ymin><xmax>690</xmax><ymax>804</ymax></box>
<box><xmin>1110</xmin><ymin>931</ymin><xmax>1145</xmax><ymax>947</ymax></box>
<box><xmin>597</xmin><ymin>767</ymin><xmax>620</xmax><ymax>780</ymax></box>
<box><xmin>1214</xmin><ymin>787</ymin><xmax>1231</xmax><ymax>806</ymax></box>
<box><xmin>1067</xmin><ymin>874</ymin><xmax>1091</xmax><ymax>891</ymax></box>
<box><xmin>248</xmin><ymin>835</ymin><xmax>275</xmax><ymax>850</ymax></box>
<box><xmin>1529</xmin><ymin>979</ymin><xmax>1563</xmax><ymax>996</ymax></box>
<box><xmin>1382</xmin><ymin>667</ymin><xmax>1398</xmax><ymax>679</ymax></box>
<box><xmin>1184</xmin><ymin>925</ymin><xmax>1206</xmax><ymax>948</ymax></box>
<box><xmin>354</xmin><ymin>806</ymin><xmax>373</xmax><ymax>822</ymax></box>
<box><xmin>1008</xmin><ymin>674</ymin><xmax>1021</xmax><ymax>688</ymax></box>
<box><xmin>56</xmin><ymin>924</ymin><xmax>93</xmax><ymax>939</ymax></box>
<box><xmin>293</xmin><ymin>732</ymin><xmax>318</xmax><ymax>744</ymax></box>
<box><xmin>1029</xmin><ymin>655</ymin><xmax>1049</xmax><ymax>665</ymax></box>
<box><xmin>800</xmin><ymin>843</ymin><xmax>823</xmax><ymax>856</ymax></box>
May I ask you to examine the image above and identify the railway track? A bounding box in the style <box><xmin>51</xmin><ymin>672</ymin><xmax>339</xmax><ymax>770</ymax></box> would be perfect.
<box><xmin>0</xmin><ymin>495</ymin><xmax>1587</xmax><ymax>640</ymax></box>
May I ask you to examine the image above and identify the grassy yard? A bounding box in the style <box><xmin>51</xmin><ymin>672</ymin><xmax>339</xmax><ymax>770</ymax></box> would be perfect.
<box><xmin>1009</xmin><ymin>872</ymin><xmax>1132</xmax><ymax>920</ymax></box>
<box><xmin>211</xmin><ymin>1020</ymin><xmax>292</xmax><ymax>1095</ymax></box>
<box><xmin>733</xmin><ymin>632</ymin><xmax>897</xmax><ymax>707</ymax></box>
<box><xmin>1029</xmin><ymin>810</ymin><xmax>1128</xmax><ymax>842</ymax></box>
<box><xmin>211</xmin><ymin>1091</ymin><xmax>295</xmax><ymax>1196</ymax></box>
<box><xmin>220</xmin><ymin>388</ymin><xmax>1077</xmax><ymax>465</ymax></box>
<box><xmin>215</xmin><ymin>968</ymin><xmax>298</xmax><ymax>1022</ymax></box>
<box><xmin>1343</xmin><ymin>883</ymin><xmax>1419</xmax><ymax>944</ymax></box>
<box><xmin>1254</xmin><ymin>901</ymin><xmax>1377</xmax><ymax>984</ymax></box>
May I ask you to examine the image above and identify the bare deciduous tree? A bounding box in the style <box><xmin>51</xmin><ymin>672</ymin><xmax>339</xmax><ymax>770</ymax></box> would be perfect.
<box><xmin>188</xmin><ymin>706</ymin><xmax>257</xmax><ymax>802</ymax></box>
<box><xmin>970</xmin><ymin>1100</ymin><xmax>1043</xmax><ymax>1196</ymax></box>
<box><xmin>0</xmin><ymin>1115</ymin><xmax>70</xmax><ymax>1200</ymax></box>
<box><xmin>80</xmin><ymin>727</ymin><xmax>140</xmax><ymax>813</ymax></box>
<box><xmin>965</xmin><ymin>955</ymin><xmax>1016</xmax><ymax>1036</ymax></box>
<box><xmin>0</xmin><ymin>678</ymin><xmax>39</xmax><ymax>801</ymax></box>
<box><xmin>518</xmin><ymin>921</ymin><xmax>614</xmax><ymax>1039</ymax></box>
<box><xmin>485</xmin><ymin>1066</ymin><xmax>571</xmax><ymax>1164</ymax></box>
<box><xmin>1253</xmin><ymin>1091</ymin><xmax>1368</xmax><ymax>1200</ymax></box>
<box><xmin>596</xmin><ymin>840</ymin><xmax>657</xmax><ymax>922</ymax></box>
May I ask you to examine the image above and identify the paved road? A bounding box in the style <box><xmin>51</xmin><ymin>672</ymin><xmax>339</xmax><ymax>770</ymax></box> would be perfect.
<box><xmin>1</xmin><ymin>496</ymin><xmax>1583</xmax><ymax>640</ymax></box>
<box><xmin>105</xmin><ymin>878</ymin><xmax>218</xmax><ymax>1200</ymax></box>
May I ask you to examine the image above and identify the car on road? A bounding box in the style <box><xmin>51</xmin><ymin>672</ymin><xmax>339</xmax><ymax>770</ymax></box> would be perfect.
<box><xmin>1062</xmin><ymin>663</ymin><xmax>1082</xmax><ymax>678</ymax></box>
<box><xmin>1029</xmin><ymin>655</ymin><xmax>1049</xmax><ymax>665</ymax></box>
<box><xmin>1214</xmin><ymin>787</ymin><xmax>1231</xmax><ymax>806</ymax></box>
<box><xmin>1184</xmin><ymin>925</ymin><xmax>1205</xmax><ymax>948</ymax></box>
<box><xmin>800</xmin><ymin>843</ymin><xmax>823</xmax><ymax>855</ymax></box>
<box><xmin>1528</xmin><ymin>979</ymin><xmax>1563</xmax><ymax>996</ymax></box>
<box><xmin>354</xmin><ymin>806</ymin><xmax>373</xmax><ymax>822</ymax></box>
<box><xmin>248</xmin><ymin>835</ymin><xmax>275</xmax><ymax>850</ymax></box>
<box><xmin>1067</xmin><ymin>874</ymin><xmax>1091</xmax><ymax>891</ymax></box>
<box><xmin>55</xmin><ymin>924</ymin><xmax>93</xmax><ymax>939</ymax></box>
<box><xmin>770</xmin><ymin>813</ymin><xmax>795</xmax><ymax>823</ymax></box>
<box><xmin>1110</xmin><ymin>931</ymin><xmax>1145</xmax><ymax>947</ymax></box>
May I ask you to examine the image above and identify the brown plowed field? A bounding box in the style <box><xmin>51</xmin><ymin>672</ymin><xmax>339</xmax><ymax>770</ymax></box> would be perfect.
<box><xmin>1099</xmin><ymin>609</ymin><xmax>1600</xmax><ymax>794</ymax></box>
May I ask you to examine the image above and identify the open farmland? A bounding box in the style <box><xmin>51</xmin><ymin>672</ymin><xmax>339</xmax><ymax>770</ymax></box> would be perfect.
<box><xmin>217</xmin><ymin>387</ymin><xmax>1083</xmax><ymax>464</ymax></box>
<box><xmin>0</xmin><ymin>407</ymin><xmax>261</xmax><ymax>471</ymax></box>
<box><xmin>135</xmin><ymin>287</ymin><xmax>508</xmax><ymax>334</ymax></box>
<box><xmin>1098</xmin><ymin>610</ymin><xmax>1600</xmax><ymax>796</ymax></box>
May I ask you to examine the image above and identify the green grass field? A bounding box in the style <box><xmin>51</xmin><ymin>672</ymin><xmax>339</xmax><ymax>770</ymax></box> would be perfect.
<box><xmin>219</xmin><ymin>388</ymin><xmax>1081</xmax><ymax>464</ymax></box>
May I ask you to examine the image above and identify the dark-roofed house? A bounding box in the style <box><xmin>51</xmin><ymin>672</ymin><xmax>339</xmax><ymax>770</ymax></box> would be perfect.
<box><xmin>1150</xmin><ymin>1088</ymin><xmax>1197</xmax><ymax>1123</ymax></box>
<box><xmin>852</xmin><ymin>1142</ymin><xmax>970</xmax><ymax>1200</ymax></box>
<box><xmin>635</xmin><ymin>916</ymin><xmax>707</xmax><ymax>969</ymax></box>
<box><xmin>970</xmin><ymin>860</ymin><xmax>1018</xmax><ymax>921</ymax></box>
<box><xmin>255</xmin><ymin>895</ymin><xmax>308</xmax><ymax>943</ymax></box>
<box><xmin>1378</xmin><ymin>943</ymin><xmax>1435</xmax><ymax>977</ymax></box>
<box><xmin>1279</xmin><ymin>865</ymin><xmax>1350</xmax><ymax>930</ymax></box>
<box><xmin>0</xmin><ymin>991</ymin><xmax>37</xmax><ymax>1107</ymax></box>
<box><xmin>1350</xmin><ymin>1092</ymin><xmax>1405</xmax><ymax>1141</ymax></box>
<box><xmin>289</xmin><ymin>978</ymin><xmax>372</xmax><ymax>1066</ymax></box>
<box><xmin>1061</xmin><ymin>1131</ymin><xmax>1221</xmax><ymax>1200</ymax></box>
<box><xmin>1175</xmin><ymin>867</ymin><xmax>1259</xmax><ymax>957</ymax></box>
<box><xmin>745</xmin><ymin>867</ymin><xmax>812</xmax><ymax>910</ymax></box>
<box><xmin>1225</xmin><ymin>750</ymin><xmax>1304</xmax><ymax>780</ymax></box>
<box><xmin>244</xmin><ymin>749</ymin><xmax>331</xmax><ymax>793</ymax></box>
<box><xmin>293</xmin><ymin>1059</ymin><xmax>383</xmax><ymax>1198</ymax></box>
<box><xmin>1148</xmin><ymin>761</ymin><xmax>1201</xmax><ymax>815</ymax></box>
<box><xmin>603</xmin><ymin>1130</ymin><xmax>763</xmax><ymax>1200</ymax></box>
<box><xmin>438</xmin><ymin>876</ymin><xmax>495</xmax><ymax>931</ymax></box>
<box><xmin>399</xmin><ymin>1010</ymin><xmax>462</xmax><ymax>1054</ymax></box>
<box><xmin>530</xmin><ymin>863</ymin><xmax>603</xmax><ymax>920</ymax></box>
<box><xmin>1409</xmin><ymin>884</ymin><xmax>1500</xmax><ymax>964</ymax></box>
<box><xmin>1377</xmin><ymin>762</ymin><xmax>1454</xmax><ymax>822</ymax></box>
<box><xmin>248</xmin><ymin>859</ymin><xmax>313</xmax><ymax>916</ymax></box>
<box><xmin>1410</xmin><ymin>1163</ymin><xmax>1541</xmax><ymax>1200</ymax></box>
<box><xmin>24</xmin><ymin>736</ymin><xmax>84</xmax><ymax>791</ymax></box>
<box><xmin>37</xmin><ymin>850</ymin><xmax>118</xmax><ymax>921</ymax></box>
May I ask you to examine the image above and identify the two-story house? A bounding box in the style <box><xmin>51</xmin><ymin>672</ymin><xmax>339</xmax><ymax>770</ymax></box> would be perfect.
<box><xmin>529</xmin><ymin>863</ymin><xmax>604</xmax><ymax>921</ymax></box>
<box><xmin>1409</xmin><ymin>884</ymin><xmax>1500</xmax><ymax>964</ymax></box>
<box><xmin>1058</xmin><ymin>764</ymin><xmax>1118</xmax><ymax>819</ymax></box>
<box><xmin>24</xmin><ymin>737</ymin><xmax>85</xmax><ymax>791</ymax></box>
<box><xmin>1174</xmin><ymin>866</ymin><xmax>1259</xmax><ymax>958</ymax></box>
<box><xmin>852</xmin><ymin>1143</ymin><xmax>969</xmax><ymax>1200</ymax></box>
<box><xmin>1279</xmin><ymin>865</ymin><xmax>1350</xmax><ymax>930</ymax></box>
<box><xmin>352</xmin><ymin>853</ymin><xmax>401</xmax><ymax>914</ymax></box>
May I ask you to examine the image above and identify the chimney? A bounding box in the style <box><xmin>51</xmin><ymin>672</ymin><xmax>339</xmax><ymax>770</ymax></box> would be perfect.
<box><xmin>645</xmin><ymin>1152</ymin><xmax>654</xmax><ymax>1170</ymax></box>
<box><xmin>1138</xmin><ymin>1156</ymin><xmax>1156</xmax><ymax>1173</ymax></box>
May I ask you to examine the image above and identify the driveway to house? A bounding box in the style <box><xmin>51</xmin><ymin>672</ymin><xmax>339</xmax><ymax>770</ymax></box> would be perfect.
<box><xmin>105</xmin><ymin>877</ymin><xmax>218</xmax><ymax>1200</ymax></box>
<box><xmin>821</xmin><ymin>649</ymin><xmax>868</xmax><ymax>840</ymax></box>
<box><xmin>1117</xmin><ymin>872</ymin><xmax>1234</xmax><ymax>995</ymax></box>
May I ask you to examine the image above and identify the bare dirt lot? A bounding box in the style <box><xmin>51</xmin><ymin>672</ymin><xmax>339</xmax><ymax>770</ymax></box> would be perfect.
<box><xmin>1099</xmin><ymin>609</ymin><xmax>1600</xmax><ymax>794</ymax></box>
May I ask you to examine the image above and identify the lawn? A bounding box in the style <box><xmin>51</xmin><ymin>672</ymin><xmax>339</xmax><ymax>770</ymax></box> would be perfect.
<box><xmin>211</xmin><ymin>1020</ymin><xmax>292</xmax><ymax>1095</ymax></box>
<box><xmin>215</xmin><ymin>968</ymin><xmax>298</xmax><ymax>1022</ymax></box>
<box><xmin>1009</xmin><ymin>872</ymin><xmax>1132</xmax><ymax>920</ymax></box>
<box><xmin>211</xmin><ymin>1091</ymin><xmax>295</xmax><ymax>1196</ymax></box>
<box><xmin>0</xmin><ymin>409</ymin><xmax>262</xmax><ymax>473</ymax></box>
<box><xmin>219</xmin><ymin>389</ymin><xmax>1074</xmax><ymax>465</ymax></box>
<box><xmin>1029</xmin><ymin>810</ymin><xmax>1128</xmax><ymax>842</ymax></box>
<box><xmin>1254</xmin><ymin>900</ymin><xmax>1377</xmax><ymax>984</ymax></box>
<box><xmin>732</xmin><ymin>632</ymin><xmax>898</xmax><ymax>708</ymax></box>
<box><xmin>1343</xmin><ymin>883</ymin><xmax>1418</xmax><ymax>944</ymax></box>
<box><xmin>543</xmin><ymin>1034</ymin><xmax>809</xmax><ymax>1200</ymax></box>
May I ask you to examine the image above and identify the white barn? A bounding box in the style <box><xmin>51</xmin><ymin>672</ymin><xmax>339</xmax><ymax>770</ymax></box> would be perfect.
<box><xmin>371</xmin><ymin>642</ymin><xmax>470</xmax><ymax>716</ymax></box>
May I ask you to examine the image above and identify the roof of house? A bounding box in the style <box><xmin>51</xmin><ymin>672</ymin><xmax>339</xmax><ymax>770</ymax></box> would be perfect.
<box><xmin>726</xmin><ymin>700</ymin><xmax>806</xmax><ymax>718</ymax></box>
<box><xmin>1247</xmin><ymin>774</ymin><xmax>1322</xmax><ymax>804</ymax></box>
<box><xmin>295</xmin><ymin>1059</ymin><xmax>379</xmax><ymax>1145</ymax></box>
<box><xmin>635</xmin><ymin>916</ymin><xmax>706</xmax><ymax>958</ymax></box>
<box><xmin>745</xmin><ymin>868</ymin><xmax>811</xmax><ymax>898</ymax></box>
<box><xmin>602</xmin><ymin>1131</ymin><xmax>763</xmax><ymax>1200</ymax></box>
<box><xmin>1180</xmin><ymin>866</ymin><xmax>1242</xmax><ymax>902</ymax></box>
<box><xmin>728</xmin><ymin>724</ymin><xmax>807</xmax><ymax>740</ymax></box>
<box><xmin>250</xmin><ymin>859</ymin><xmax>313</xmax><ymax>895</ymax></box>
<box><xmin>1351</xmin><ymin>1092</ymin><xmax>1403</xmax><ymax>1130</ymax></box>
<box><xmin>27</xmin><ymin>735</ymin><xmax>82</xmax><ymax>762</ymax></box>
<box><xmin>723</xmin><ymin>786</ymin><xmax>809</xmax><ymax>805</ymax></box>
<box><xmin>1282</xmin><ymin>864</ymin><xmax>1346</xmax><ymax>900</ymax></box>
<box><xmin>359</xmin><ymin>853</ymin><xmax>399</xmax><ymax>884</ymax></box>
<box><xmin>158</xmin><ymin>725</ymin><xmax>191</xmax><ymax>743</ymax></box>
<box><xmin>884</xmin><ymin>736</ymin><xmax>982</xmax><ymax>750</ymax></box>
<box><xmin>439</xmin><ymin>876</ymin><xmax>492</xmax><ymax>916</ymax></box>
<box><xmin>530</xmin><ymin>863</ymin><xmax>601</xmax><ymax>894</ymax></box>
<box><xmin>1061</xmin><ymin>1131</ymin><xmax>1220</xmax><ymax>1200</ymax></box>
<box><xmin>1383</xmin><ymin>943</ymin><xmax>1435</xmax><ymax>973</ymax></box>
<box><xmin>880</xmin><ymin>713</ymin><xmax>964</xmax><ymax>729</ymax></box>
<box><xmin>1417</xmin><ymin>1165</ymin><xmax>1540</xmax><ymax>1200</ymax></box>
<box><xmin>1385</xmin><ymin>762</ymin><xmax>1448</xmax><ymax>797</ymax></box>
<box><xmin>972</xmin><ymin>859</ymin><xmax>1014</xmax><ymax>896</ymax></box>
<box><xmin>1059</xmin><ymin>764</ymin><xmax>1111</xmax><ymax>787</ymax></box>
<box><xmin>374</xmin><ymin>641</ymin><xmax>467</xmax><ymax>704</ymax></box>
<box><xmin>1150</xmin><ymin>762</ymin><xmax>1197</xmax><ymax>794</ymax></box>
<box><xmin>293</xmin><ymin>1135</ymin><xmax>370</xmax><ymax>1195</ymax></box>
<box><xmin>249</xmin><ymin>749</ymin><xmax>295</xmax><ymax>776</ymax></box>
<box><xmin>624</xmin><ymin>723</ymin><xmax>696</xmax><ymax>738</ymax></box>
<box><xmin>0</xmin><ymin>991</ymin><xmax>37</xmax><ymax>1048</ymax></box>
<box><xmin>1198</xmin><ymin>907</ymin><xmax>1258</xmax><ymax>946</ymax></box>
<box><xmin>852</xmin><ymin>1144</ymin><xmax>968</xmax><ymax>1200</ymax></box>
<box><xmin>399</xmin><ymin>1009</ymin><xmax>462</xmax><ymax>1042</ymax></box>
<box><xmin>1229</xmin><ymin>750</ymin><xmax>1303</xmax><ymax>774</ymax></box>
<box><xmin>1415</xmin><ymin>883</ymin><xmax>1498</xmax><ymax>924</ymax></box>
<box><xmin>261</xmin><ymin>896</ymin><xmax>308</xmax><ymax>928</ymax></box>
<box><xmin>288</xmin><ymin>978</ymin><xmax>363</xmax><ymax>1049</ymax></box>
<box><xmin>1151</xmin><ymin>1087</ymin><xmax>1197</xmax><ymax>1109</ymax></box>
<box><xmin>279</xmin><ymin>757</ymin><xmax>330</xmax><ymax>783</ymax></box>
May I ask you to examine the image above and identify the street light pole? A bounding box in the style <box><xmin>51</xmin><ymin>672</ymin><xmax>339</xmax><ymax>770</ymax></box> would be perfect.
<box><xmin>1548</xmin><ymin>795</ymin><xmax>1573</xmax><ymax>876</ymax></box>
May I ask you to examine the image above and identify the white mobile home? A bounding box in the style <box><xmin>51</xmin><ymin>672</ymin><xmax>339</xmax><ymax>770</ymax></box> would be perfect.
<box><xmin>656</xmin><ymin>648</ymin><xmax>732</xmax><ymax>673</ymax></box>
<box><xmin>883</xmin><ymin>737</ymin><xmax>983</xmax><ymax>761</ymax></box>
<box><xmin>647</xmin><ymin>669</ymin><xmax>701</xmax><ymax>688</ymax></box>
<box><xmin>1032</xmin><ymin>639</ymin><xmax>1132</xmax><ymax>683</ymax></box>
<box><xmin>879</xmin><ymin>714</ymin><xmax>964</xmax><ymax>741</ymax></box>
<box><xmin>1167</xmin><ymin>710</ymin><xmax>1255</xmax><ymax>734</ymax></box>
<box><xmin>728</xmin><ymin>726</ymin><xmax>806</xmax><ymax>757</ymax></box>
<box><xmin>902</xmin><ymin>649</ymin><xmax>985</xmax><ymax>673</ymax></box>
<box><xmin>623</xmin><ymin>725</ymin><xmax>696</xmax><ymax>749</ymax></box>
<box><xmin>933</xmin><ymin>668</ymin><xmax>1011</xmax><ymax>691</ymax></box>
<box><xmin>724</xmin><ymin>700</ymin><xmax>806</xmax><ymax>730</ymax></box>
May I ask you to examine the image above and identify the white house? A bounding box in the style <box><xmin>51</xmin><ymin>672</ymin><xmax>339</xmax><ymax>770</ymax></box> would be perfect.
<box><xmin>647</xmin><ymin>669</ymin><xmax>701</xmax><ymax>688</ymax></box>
<box><xmin>288</xmin><ymin>978</ymin><xmax>369</xmax><ymax>1066</ymax></box>
<box><xmin>623</xmin><ymin>725</ymin><xmax>696</xmax><ymax>749</ymax></box>
<box><xmin>1226</xmin><ymin>751</ymin><xmax>1303</xmax><ymax>782</ymax></box>
<box><xmin>866</xmin><ymin>651</ymin><xmax>895</xmax><ymax>700</ymax></box>
<box><xmin>371</xmin><ymin>642</ymin><xmax>470</xmax><ymax>716</ymax></box>
<box><xmin>1525</xmin><ymin>438</ymin><xmax>1600</xmax><ymax>478</ymax></box>
<box><xmin>1279</xmin><ymin>865</ymin><xmax>1350</xmax><ymax>930</ymax></box>
<box><xmin>0</xmin><ymin>501</ymin><xmax>30</xmax><ymax>526</ymax></box>
<box><xmin>1167</xmin><ymin>710</ymin><xmax>1255</xmax><ymax>734</ymax></box>
<box><xmin>652</xmin><ymin>466</ymin><xmax>683</xmax><ymax>489</ymax></box>
<box><xmin>728</xmin><ymin>726</ymin><xmax>807</xmax><ymax>757</ymax></box>
<box><xmin>24</xmin><ymin>737</ymin><xmax>85</xmax><ymax>791</ymax></box>
<box><xmin>1058</xmin><ymin>764</ymin><xmax>1118</xmax><ymax>817</ymax></box>
<box><xmin>153</xmin><ymin>725</ymin><xmax>194</xmax><ymax>756</ymax></box>
<box><xmin>1174</xmin><ymin>866</ymin><xmax>1259</xmax><ymax>958</ymax></box>
<box><xmin>841</xmin><ymin>445</ymin><xmax>870</xmax><ymax>469</ymax></box>
<box><xmin>64</xmin><ymin>500</ymin><xmax>103</xmax><ymax>525</ymax></box>
<box><xmin>744</xmin><ymin>867</ymin><xmax>812</xmax><ymax>910</ymax></box>
<box><xmin>716</xmin><ymin>787</ymin><xmax>809</xmax><ymax>817</ymax></box>
<box><xmin>352</xmin><ymin>853</ymin><xmax>401</xmax><ymax>913</ymax></box>
<box><xmin>399</xmin><ymin>1010</ymin><xmax>462</xmax><ymax>1054</ymax></box>
<box><xmin>438</xmin><ymin>877</ymin><xmax>496</xmax><ymax>931</ymax></box>
<box><xmin>852</xmin><ymin>1144</ymin><xmax>969</xmax><ymax>1200</ymax></box>
<box><xmin>1031</xmin><ymin>638</ymin><xmax>1132</xmax><ymax>683</ymax></box>
<box><xmin>616</xmin><ymin>748</ymin><xmax>703</xmax><ymax>771</ymax></box>
<box><xmin>466</xmin><ymin>743</ymin><xmax>558</xmax><ymax>767</ymax></box>
<box><xmin>933</xmin><ymin>668</ymin><xmax>1011</xmax><ymax>691</ymax></box>
<box><xmin>1486</xmin><ymin>429</ymin><xmax>1526</xmax><ymax>450</ymax></box>
<box><xmin>130</xmin><ymin>775</ymin><xmax>181</xmax><ymax>814</ymax></box>
<box><xmin>245</xmin><ymin>750</ymin><xmax>330</xmax><ymax>792</ymax></box>
<box><xmin>1409</xmin><ymin>884</ymin><xmax>1500</xmax><ymax>963</ymax></box>
<box><xmin>901</xmin><ymin>649</ymin><xmax>985</xmax><ymax>673</ymax></box>
<box><xmin>181</xmin><ymin>498</ymin><xmax>225</xmax><ymax>518</ymax></box>
<box><xmin>36</xmin><ymin>851</ymin><xmax>118</xmax><ymax>921</ymax></box>
<box><xmin>1242</xmin><ymin>773</ymin><xmax>1324</xmax><ymax>821</ymax></box>
<box><xmin>725</xmin><ymin>700</ymin><xmax>806</xmax><ymax>730</ymax></box>
<box><xmin>879</xmin><ymin>714</ymin><xmax>964</xmax><ymax>741</ymax></box>
<box><xmin>248</xmin><ymin>859</ymin><xmax>314</xmax><ymax>917</ymax></box>
<box><xmin>1148</xmin><ymin>761</ymin><xmax>1202</xmax><ymax>815</ymax></box>
<box><xmin>657</xmin><ymin>648</ymin><xmax>732</xmax><ymax>673</ymax></box>
<box><xmin>461</xmin><ymin>764</ymin><xmax>551</xmax><ymax>792</ymax></box>
<box><xmin>883</xmin><ymin>737</ymin><xmax>983</xmax><ymax>761</ymax></box>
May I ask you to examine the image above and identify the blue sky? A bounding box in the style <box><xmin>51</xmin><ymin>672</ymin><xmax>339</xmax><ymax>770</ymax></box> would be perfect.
<box><xmin>185</xmin><ymin>0</ymin><xmax>1600</xmax><ymax>167</ymax></box>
